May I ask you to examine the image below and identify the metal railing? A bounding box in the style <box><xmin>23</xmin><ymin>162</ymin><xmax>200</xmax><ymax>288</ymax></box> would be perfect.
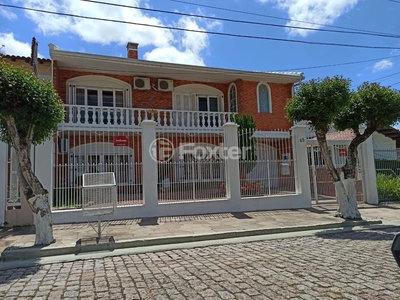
<box><xmin>62</xmin><ymin>105</ymin><xmax>236</xmax><ymax>130</ymax></box>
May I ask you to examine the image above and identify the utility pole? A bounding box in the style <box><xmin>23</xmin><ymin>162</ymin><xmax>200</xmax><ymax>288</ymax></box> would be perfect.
<box><xmin>30</xmin><ymin>37</ymin><xmax>38</xmax><ymax>77</ymax></box>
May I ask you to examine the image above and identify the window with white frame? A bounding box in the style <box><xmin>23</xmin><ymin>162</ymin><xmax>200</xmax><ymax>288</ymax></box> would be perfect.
<box><xmin>257</xmin><ymin>83</ymin><xmax>271</xmax><ymax>113</ymax></box>
<box><xmin>229</xmin><ymin>84</ymin><xmax>237</xmax><ymax>113</ymax></box>
<box><xmin>67</xmin><ymin>75</ymin><xmax>131</xmax><ymax>108</ymax></box>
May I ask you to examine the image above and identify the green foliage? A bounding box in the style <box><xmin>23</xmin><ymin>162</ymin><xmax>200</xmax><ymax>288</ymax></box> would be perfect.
<box><xmin>233</xmin><ymin>114</ymin><xmax>256</xmax><ymax>161</ymax></box>
<box><xmin>0</xmin><ymin>59</ymin><xmax>64</xmax><ymax>146</ymax></box>
<box><xmin>335</xmin><ymin>82</ymin><xmax>400</xmax><ymax>132</ymax></box>
<box><xmin>376</xmin><ymin>173</ymin><xmax>400</xmax><ymax>202</ymax></box>
<box><xmin>286</xmin><ymin>76</ymin><xmax>351</xmax><ymax>132</ymax></box>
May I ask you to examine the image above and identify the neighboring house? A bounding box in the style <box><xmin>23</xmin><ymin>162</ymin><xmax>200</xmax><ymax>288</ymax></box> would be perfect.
<box><xmin>49</xmin><ymin>42</ymin><xmax>304</xmax><ymax>205</ymax></box>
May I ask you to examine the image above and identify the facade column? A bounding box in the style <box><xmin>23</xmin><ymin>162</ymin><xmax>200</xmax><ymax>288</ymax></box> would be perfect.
<box><xmin>223</xmin><ymin>122</ymin><xmax>241</xmax><ymax>205</ymax></box>
<box><xmin>140</xmin><ymin>120</ymin><xmax>159</xmax><ymax>211</ymax></box>
<box><xmin>291</xmin><ymin>125</ymin><xmax>312</xmax><ymax>204</ymax></box>
<box><xmin>34</xmin><ymin>139</ymin><xmax>54</xmax><ymax>205</ymax></box>
<box><xmin>359</xmin><ymin>136</ymin><xmax>379</xmax><ymax>204</ymax></box>
<box><xmin>0</xmin><ymin>142</ymin><xmax>7</xmax><ymax>226</ymax></box>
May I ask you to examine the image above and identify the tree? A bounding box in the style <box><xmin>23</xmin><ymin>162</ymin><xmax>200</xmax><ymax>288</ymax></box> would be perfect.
<box><xmin>0</xmin><ymin>59</ymin><xmax>64</xmax><ymax>245</ymax></box>
<box><xmin>286</xmin><ymin>76</ymin><xmax>400</xmax><ymax>219</ymax></box>
<box><xmin>233</xmin><ymin>115</ymin><xmax>257</xmax><ymax>175</ymax></box>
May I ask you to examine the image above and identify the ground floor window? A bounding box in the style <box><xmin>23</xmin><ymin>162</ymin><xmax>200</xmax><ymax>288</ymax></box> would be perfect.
<box><xmin>70</xmin><ymin>153</ymin><xmax>134</xmax><ymax>186</ymax></box>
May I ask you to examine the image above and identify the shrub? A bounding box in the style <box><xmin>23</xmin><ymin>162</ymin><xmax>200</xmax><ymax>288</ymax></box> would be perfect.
<box><xmin>376</xmin><ymin>173</ymin><xmax>400</xmax><ymax>202</ymax></box>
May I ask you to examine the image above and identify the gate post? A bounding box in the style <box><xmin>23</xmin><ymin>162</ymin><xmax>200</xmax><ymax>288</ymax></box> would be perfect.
<box><xmin>0</xmin><ymin>142</ymin><xmax>7</xmax><ymax>226</ymax></box>
<box><xmin>359</xmin><ymin>136</ymin><xmax>378</xmax><ymax>204</ymax></box>
<box><xmin>34</xmin><ymin>139</ymin><xmax>54</xmax><ymax>207</ymax></box>
<box><xmin>291</xmin><ymin>125</ymin><xmax>312</xmax><ymax>204</ymax></box>
<box><xmin>140</xmin><ymin>120</ymin><xmax>159</xmax><ymax>213</ymax></box>
<box><xmin>223</xmin><ymin>122</ymin><xmax>241</xmax><ymax>206</ymax></box>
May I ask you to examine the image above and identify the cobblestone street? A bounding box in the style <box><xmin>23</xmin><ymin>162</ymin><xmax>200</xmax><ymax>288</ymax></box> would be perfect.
<box><xmin>1</xmin><ymin>227</ymin><xmax>400</xmax><ymax>300</ymax></box>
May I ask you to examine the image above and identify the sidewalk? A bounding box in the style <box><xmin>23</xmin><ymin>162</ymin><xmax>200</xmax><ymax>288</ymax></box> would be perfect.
<box><xmin>1</xmin><ymin>203</ymin><xmax>400</xmax><ymax>261</ymax></box>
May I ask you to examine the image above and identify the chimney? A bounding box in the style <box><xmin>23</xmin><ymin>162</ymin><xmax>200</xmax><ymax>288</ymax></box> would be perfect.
<box><xmin>127</xmin><ymin>42</ymin><xmax>139</xmax><ymax>59</ymax></box>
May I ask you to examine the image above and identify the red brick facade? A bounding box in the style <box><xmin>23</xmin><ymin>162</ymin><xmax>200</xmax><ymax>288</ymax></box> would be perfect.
<box><xmin>53</xmin><ymin>70</ymin><xmax>295</xmax><ymax>131</ymax></box>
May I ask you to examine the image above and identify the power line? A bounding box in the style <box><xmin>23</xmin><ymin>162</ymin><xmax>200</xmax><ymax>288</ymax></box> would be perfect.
<box><xmin>2</xmin><ymin>3</ymin><xmax>400</xmax><ymax>51</ymax></box>
<box><xmin>274</xmin><ymin>54</ymin><xmax>400</xmax><ymax>71</ymax></box>
<box><xmin>371</xmin><ymin>71</ymin><xmax>400</xmax><ymax>82</ymax></box>
<box><xmin>171</xmin><ymin>0</ymin><xmax>399</xmax><ymax>37</ymax></box>
<box><xmin>83</xmin><ymin>0</ymin><xmax>400</xmax><ymax>39</ymax></box>
<box><xmin>388</xmin><ymin>0</ymin><xmax>400</xmax><ymax>4</ymax></box>
<box><xmin>389</xmin><ymin>80</ymin><xmax>400</xmax><ymax>87</ymax></box>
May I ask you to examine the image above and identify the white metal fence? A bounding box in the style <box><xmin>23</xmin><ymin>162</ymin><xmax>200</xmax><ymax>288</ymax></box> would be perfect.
<box><xmin>239</xmin><ymin>129</ymin><xmax>296</xmax><ymax>197</ymax></box>
<box><xmin>53</xmin><ymin>128</ymin><xmax>143</xmax><ymax>210</ymax></box>
<box><xmin>155</xmin><ymin>130</ymin><xmax>227</xmax><ymax>203</ymax></box>
<box><xmin>308</xmin><ymin>143</ymin><xmax>364</xmax><ymax>203</ymax></box>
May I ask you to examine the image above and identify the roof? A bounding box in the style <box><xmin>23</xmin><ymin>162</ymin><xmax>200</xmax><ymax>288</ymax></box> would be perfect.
<box><xmin>1</xmin><ymin>54</ymin><xmax>51</xmax><ymax>64</ymax></box>
<box><xmin>377</xmin><ymin>127</ymin><xmax>400</xmax><ymax>148</ymax></box>
<box><xmin>49</xmin><ymin>44</ymin><xmax>304</xmax><ymax>84</ymax></box>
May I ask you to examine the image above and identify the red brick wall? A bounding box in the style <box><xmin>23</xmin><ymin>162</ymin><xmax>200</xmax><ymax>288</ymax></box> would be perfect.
<box><xmin>55</xmin><ymin>68</ymin><xmax>294</xmax><ymax>131</ymax></box>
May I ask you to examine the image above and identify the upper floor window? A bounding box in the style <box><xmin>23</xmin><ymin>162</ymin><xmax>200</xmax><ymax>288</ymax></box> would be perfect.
<box><xmin>229</xmin><ymin>84</ymin><xmax>237</xmax><ymax>113</ymax></box>
<box><xmin>257</xmin><ymin>83</ymin><xmax>271</xmax><ymax>113</ymax></box>
<box><xmin>173</xmin><ymin>84</ymin><xmax>224</xmax><ymax>112</ymax></box>
<box><xmin>67</xmin><ymin>75</ymin><xmax>131</xmax><ymax>107</ymax></box>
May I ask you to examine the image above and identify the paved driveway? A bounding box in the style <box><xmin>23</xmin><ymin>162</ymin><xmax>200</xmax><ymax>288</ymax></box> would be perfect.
<box><xmin>1</xmin><ymin>227</ymin><xmax>400</xmax><ymax>299</ymax></box>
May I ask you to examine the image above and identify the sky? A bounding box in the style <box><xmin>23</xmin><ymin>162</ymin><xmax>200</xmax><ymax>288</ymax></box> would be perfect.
<box><xmin>0</xmin><ymin>0</ymin><xmax>400</xmax><ymax>90</ymax></box>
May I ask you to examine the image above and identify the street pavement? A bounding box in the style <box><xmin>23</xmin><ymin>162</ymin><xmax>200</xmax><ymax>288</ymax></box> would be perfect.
<box><xmin>1</xmin><ymin>226</ymin><xmax>400</xmax><ymax>299</ymax></box>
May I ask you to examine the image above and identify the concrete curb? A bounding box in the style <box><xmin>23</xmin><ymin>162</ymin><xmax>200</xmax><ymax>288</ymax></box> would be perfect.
<box><xmin>1</xmin><ymin>220</ymin><xmax>382</xmax><ymax>261</ymax></box>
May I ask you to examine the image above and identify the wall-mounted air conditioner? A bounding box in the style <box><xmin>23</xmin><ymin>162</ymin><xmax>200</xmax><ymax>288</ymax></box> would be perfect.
<box><xmin>158</xmin><ymin>79</ymin><xmax>174</xmax><ymax>92</ymax></box>
<box><xmin>133</xmin><ymin>77</ymin><xmax>150</xmax><ymax>90</ymax></box>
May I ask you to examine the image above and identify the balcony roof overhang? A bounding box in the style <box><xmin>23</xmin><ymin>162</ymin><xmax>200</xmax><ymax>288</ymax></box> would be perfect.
<box><xmin>49</xmin><ymin>44</ymin><xmax>304</xmax><ymax>84</ymax></box>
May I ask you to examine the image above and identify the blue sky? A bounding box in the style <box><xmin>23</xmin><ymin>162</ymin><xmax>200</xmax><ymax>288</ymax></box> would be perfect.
<box><xmin>1</xmin><ymin>0</ymin><xmax>400</xmax><ymax>89</ymax></box>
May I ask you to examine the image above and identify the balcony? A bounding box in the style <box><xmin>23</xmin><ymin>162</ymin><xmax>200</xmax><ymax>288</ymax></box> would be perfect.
<box><xmin>61</xmin><ymin>105</ymin><xmax>236</xmax><ymax>131</ymax></box>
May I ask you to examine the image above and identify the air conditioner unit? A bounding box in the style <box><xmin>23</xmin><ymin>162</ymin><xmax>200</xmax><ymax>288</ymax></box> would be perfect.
<box><xmin>158</xmin><ymin>79</ymin><xmax>174</xmax><ymax>92</ymax></box>
<box><xmin>133</xmin><ymin>77</ymin><xmax>150</xmax><ymax>90</ymax></box>
<box><xmin>60</xmin><ymin>138</ymin><xmax>69</xmax><ymax>153</ymax></box>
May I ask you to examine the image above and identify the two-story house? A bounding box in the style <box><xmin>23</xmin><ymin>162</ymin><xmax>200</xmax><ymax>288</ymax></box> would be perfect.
<box><xmin>49</xmin><ymin>42</ymin><xmax>303</xmax><ymax>210</ymax></box>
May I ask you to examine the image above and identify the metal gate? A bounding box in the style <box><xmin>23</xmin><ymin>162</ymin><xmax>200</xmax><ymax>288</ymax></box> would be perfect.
<box><xmin>308</xmin><ymin>144</ymin><xmax>364</xmax><ymax>204</ymax></box>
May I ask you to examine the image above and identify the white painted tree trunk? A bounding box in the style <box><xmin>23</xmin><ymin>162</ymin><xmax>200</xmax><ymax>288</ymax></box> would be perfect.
<box><xmin>334</xmin><ymin>178</ymin><xmax>361</xmax><ymax>220</ymax></box>
<box><xmin>28</xmin><ymin>193</ymin><xmax>54</xmax><ymax>245</ymax></box>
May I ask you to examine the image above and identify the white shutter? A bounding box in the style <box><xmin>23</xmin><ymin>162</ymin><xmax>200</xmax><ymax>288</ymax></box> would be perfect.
<box><xmin>174</xmin><ymin>94</ymin><xmax>182</xmax><ymax>110</ymax></box>
<box><xmin>183</xmin><ymin>94</ymin><xmax>190</xmax><ymax>111</ymax></box>
<box><xmin>190</xmin><ymin>93</ymin><xmax>197</xmax><ymax>111</ymax></box>
<box><xmin>218</xmin><ymin>95</ymin><xmax>224</xmax><ymax>112</ymax></box>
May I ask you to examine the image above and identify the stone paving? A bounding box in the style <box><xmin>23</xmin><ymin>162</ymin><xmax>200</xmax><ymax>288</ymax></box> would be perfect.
<box><xmin>2</xmin><ymin>203</ymin><xmax>399</xmax><ymax>255</ymax></box>
<box><xmin>1</xmin><ymin>227</ymin><xmax>400</xmax><ymax>299</ymax></box>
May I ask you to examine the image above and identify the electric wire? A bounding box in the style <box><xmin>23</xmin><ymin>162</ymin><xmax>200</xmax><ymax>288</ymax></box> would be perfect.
<box><xmin>1</xmin><ymin>3</ymin><xmax>400</xmax><ymax>50</ymax></box>
<box><xmin>82</xmin><ymin>0</ymin><xmax>400</xmax><ymax>39</ymax></box>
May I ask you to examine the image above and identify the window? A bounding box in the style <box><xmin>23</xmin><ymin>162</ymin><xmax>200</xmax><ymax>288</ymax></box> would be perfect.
<box><xmin>229</xmin><ymin>84</ymin><xmax>237</xmax><ymax>113</ymax></box>
<box><xmin>67</xmin><ymin>75</ymin><xmax>131</xmax><ymax>108</ymax></box>
<box><xmin>72</xmin><ymin>88</ymin><xmax>125</xmax><ymax>107</ymax></box>
<box><xmin>257</xmin><ymin>83</ymin><xmax>271</xmax><ymax>113</ymax></box>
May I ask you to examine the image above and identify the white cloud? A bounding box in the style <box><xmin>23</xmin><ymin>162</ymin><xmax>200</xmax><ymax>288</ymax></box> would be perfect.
<box><xmin>258</xmin><ymin>0</ymin><xmax>359</xmax><ymax>37</ymax></box>
<box><xmin>372</xmin><ymin>59</ymin><xmax>393</xmax><ymax>72</ymax></box>
<box><xmin>0</xmin><ymin>32</ymin><xmax>33</xmax><ymax>56</ymax></box>
<box><xmin>14</xmin><ymin>0</ymin><xmax>215</xmax><ymax>65</ymax></box>
<box><xmin>0</xmin><ymin>7</ymin><xmax>17</xmax><ymax>19</ymax></box>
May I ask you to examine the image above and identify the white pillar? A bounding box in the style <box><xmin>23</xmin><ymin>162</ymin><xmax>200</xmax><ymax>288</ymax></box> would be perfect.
<box><xmin>223</xmin><ymin>122</ymin><xmax>241</xmax><ymax>204</ymax></box>
<box><xmin>140</xmin><ymin>120</ymin><xmax>159</xmax><ymax>211</ymax></box>
<box><xmin>0</xmin><ymin>142</ymin><xmax>8</xmax><ymax>226</ymax></box>
<box><xmin>291</xmin><ymin>125</ymin><xmax>312</xmax><ymax>203</ymax></box>
<box><xmin>34</xmin><ymin>139</ymin><xmax>54</xmax><ymax>203</ymax></box>
<box><xmin>360</xmin><ymin>136</ymin><xmax>378</xmax><ymax>204</ymax></box>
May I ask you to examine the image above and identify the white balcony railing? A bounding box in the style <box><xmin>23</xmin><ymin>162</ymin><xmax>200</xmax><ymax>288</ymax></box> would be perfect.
<box><xmin>62</xmin><ymin>105</ymin><xmax>236</xmax><ymax>130</ymax></box>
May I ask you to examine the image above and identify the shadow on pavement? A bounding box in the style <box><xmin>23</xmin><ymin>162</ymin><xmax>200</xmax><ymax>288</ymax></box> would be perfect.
<box><xmin>0</xmin><ymin>264</ymin><xmax>41</xmax><ymax>285</ymax></box>
<box><xmin>315</xmin><ymin>226</ymin><xmax>400</xmax><ymax>241</ymax></box>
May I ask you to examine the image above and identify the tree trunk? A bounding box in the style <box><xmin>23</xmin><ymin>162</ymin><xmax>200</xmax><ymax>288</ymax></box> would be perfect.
<box><xmin>6</xmin><ymin>117</ymin><xmax>54</xmax><ymax>245</ymax></box>
<box><xmin>334</xmin><ymin>178</ymin><xmax>361</xmax><ymax>219</ymax></box>
<box><xmin>28</xmin><ymin>193</ymin><xmax>54</xmax><ymax>245</ymax></box>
